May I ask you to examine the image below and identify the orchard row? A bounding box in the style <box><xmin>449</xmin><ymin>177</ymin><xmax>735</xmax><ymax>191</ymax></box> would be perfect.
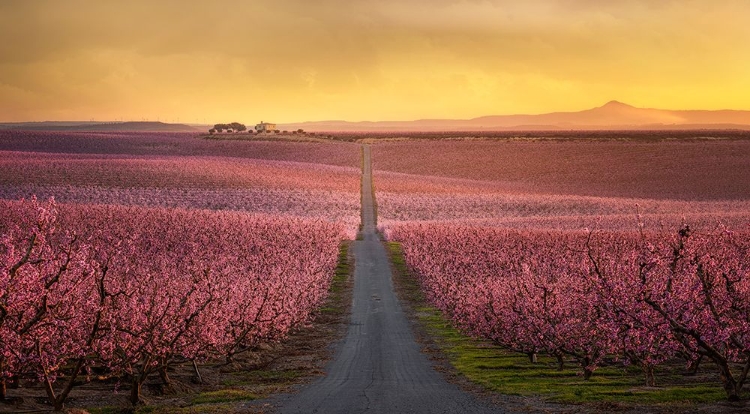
<box><xmin>0</xmin><ymin>198</ymin><xmax>343</xmax><ymax>409</ymax></box>
<box><xmin>390</xmin><ymin>222</ymin><xmax>750</xmax><ymax>400</ymax></box>
<box><xmin>0</xmin><ymin>150</ymin><xmax>362</xmax><ymax>239</ymax></box>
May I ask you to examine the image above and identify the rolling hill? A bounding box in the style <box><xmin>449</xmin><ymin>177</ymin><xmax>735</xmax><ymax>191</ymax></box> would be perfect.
<box><xmin>279</xmin><ymin>101</ymin><xmax>750</xmax><ymax>132</ymax></box>
<box><xmin>0</xmin><ymin>121</ymin><xmax>199</xmax><ymax>132</ymax></box>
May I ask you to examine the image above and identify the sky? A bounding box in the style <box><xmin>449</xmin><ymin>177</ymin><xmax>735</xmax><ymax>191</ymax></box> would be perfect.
<box><xmin>1</xmin><ymin>0</ymin><xmax>749</xmax><ymax>123</ymax></box>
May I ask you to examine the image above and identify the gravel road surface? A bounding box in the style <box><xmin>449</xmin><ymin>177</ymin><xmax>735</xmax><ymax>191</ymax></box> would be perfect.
<box><xmin>277</xmin><ymin>146</ymin><xmax>500</xmax><ymax>413</ymax></box>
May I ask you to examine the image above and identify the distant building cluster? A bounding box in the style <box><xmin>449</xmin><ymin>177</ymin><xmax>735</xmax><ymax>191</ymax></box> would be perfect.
<box><xmin>255</xmin><ymin>121</ymin><xmax>277</xmax><ymax>132</ymax></box>
<box><xmin>208</xmin><ymin>121</ymin><xmax>299</xmax><ymax>135</ymax></box>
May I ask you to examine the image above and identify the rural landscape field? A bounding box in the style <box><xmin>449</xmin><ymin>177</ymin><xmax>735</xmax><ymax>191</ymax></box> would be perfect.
<box><xmin>1</xmin><ymin>130</ymin><xmax>749</xmax><ymax>413</ymax></box>
<box><xmin>3</xmin><ymin>1</ymin><xmax>750</xmax><ymax>413</ymax></box>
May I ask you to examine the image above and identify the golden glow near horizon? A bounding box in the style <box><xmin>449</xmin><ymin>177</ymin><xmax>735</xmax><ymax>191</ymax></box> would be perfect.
<box><xmin>1</xmin><ymin>0</ymin><xmax>749</xmax><ymax>123</ymax></box>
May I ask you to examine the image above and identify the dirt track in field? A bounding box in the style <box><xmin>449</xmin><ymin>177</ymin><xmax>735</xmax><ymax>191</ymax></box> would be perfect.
<box><xmin>275</xmin><ymin>146</ymin><xmax>500</xmax><ymax>413</ymax></box>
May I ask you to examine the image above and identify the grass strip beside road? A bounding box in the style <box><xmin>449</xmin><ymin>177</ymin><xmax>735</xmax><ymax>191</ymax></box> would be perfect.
<box><xmin>319</xmin><ymin>241</ymin><xmax>353</xmax><ymax>315</ymax></box>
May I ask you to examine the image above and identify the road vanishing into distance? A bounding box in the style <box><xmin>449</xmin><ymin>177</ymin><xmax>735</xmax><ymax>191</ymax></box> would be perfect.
<box><xmin>278</xmin><ymin>146</ymin><xmax>499</xmax><ymax>413</ymax></box>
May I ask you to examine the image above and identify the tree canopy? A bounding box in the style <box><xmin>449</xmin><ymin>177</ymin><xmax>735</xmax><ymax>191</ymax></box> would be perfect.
<box><xmin>212</xmin><ymin>122</ymin><xmax>246</xmax><ymax>133</ymax></box>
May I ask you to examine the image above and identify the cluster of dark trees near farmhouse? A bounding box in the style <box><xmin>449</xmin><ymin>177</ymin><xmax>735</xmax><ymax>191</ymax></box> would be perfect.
<box><xmin>208</xmin><ymin>123</ymin><xmax>305</xmax><ymax>135</ymax></box>
<box><xmin>209</xmin><ymin>122</ymin><xmax>247</xmax><ymax>134</ymax></box>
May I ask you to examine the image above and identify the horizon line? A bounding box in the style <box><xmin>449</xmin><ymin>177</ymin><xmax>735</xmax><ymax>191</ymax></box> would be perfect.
<box><xmin>3</xmin><ymin>100</ymin><xmax>750</xmax><ymax>125</ymax></box>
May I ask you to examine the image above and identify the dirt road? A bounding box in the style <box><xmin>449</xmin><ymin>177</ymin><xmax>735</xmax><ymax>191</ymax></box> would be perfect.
<box><xmin>277</xmin><ymin>146</ymin><xmax>499</xmax><ymax>413</ymax></box>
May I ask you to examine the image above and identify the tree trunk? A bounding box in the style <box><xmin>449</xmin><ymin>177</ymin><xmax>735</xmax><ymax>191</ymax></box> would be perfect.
<box><xmin>527</xmin><ymin>352</ymin><xmax>538</xmax><ymax>363</ymax></box>
<box><xmin>555</xmin><ymin>353</ymin><xmax>565</xmax><ymax>371</ymax></box>
<box><xmin>685</xmin><ymin>355</ymin><xmax>703</xmax><ymax>376</ymax></box>
<box><xmin>582</xmin><ymin>357</ymin><xmax>593</xmax><ymax>380</ymax></box>
<box><xmin>159</xmin><ymin>365</ymin><xmax>171</xmax><ymax>387</ymax></box>
<box><xmin>41</xmin><ymin>375</ymin><xmax>62</xmax><ymax>411</ymax></box>
<box><xmin>55</xmin><ymin>358</ymin><xmax>85</xmax><ymax>411</ymax></box>
<box><xmin>583</xmin><ymin>368</ymin><xmax>594</xmax><ymax>380</ymax></box>
<box><xmin>192</xmin><ymin>360</ymin><xmax>203</xmax><ymax>384</ymax></box>
<box><xmin>0</xmin><ymin>378</ymin><xmax>5</xmax><ymax>401</ymax></box>
<box><xmin>717</xmin><ymin>361</ymin><xmax>741</xmax><ymax>401</ymax></box>
<box><xmin>724</xmin><ymin>381</ymin><xmax>741</xmax><ymax>402</ymax></box>
<box><xmin>643</xmin><ymin>364</ymin><xmax>656</xmax><ymax>387</ymax></box>
<box><xmin>130</xmin><ymin>378</ymin><xmax>144</xmax><ymax>406</ymax></box>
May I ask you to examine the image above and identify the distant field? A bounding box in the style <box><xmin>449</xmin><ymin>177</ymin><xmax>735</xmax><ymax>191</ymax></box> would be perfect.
<box><xmin>372</xmin><ymin>140</ymin><xmax>750</xmax><ymax>233</ymax></box>
<box><xmin>0</xmin><ymin>131</ymin><xmax>362</xmax><ymax>237</ymax></box>
<box><xmin>327</xmin><ymin>129</ymin><xmax>750</xmax><ymax>141</ymax></box>
<box><xmin>0</xmin><ymin>151</ymin><xmax>358</xmax><ymax>191</ymax></box>
<box><xmin>373</xmin><ymin>139</ymin><xmax>750</xmax><ymax>200</ymax></box>
<box><xmin>0</xmin><ymin>130</ymin><xmax>359</xmax><ymax>167</ymax></box>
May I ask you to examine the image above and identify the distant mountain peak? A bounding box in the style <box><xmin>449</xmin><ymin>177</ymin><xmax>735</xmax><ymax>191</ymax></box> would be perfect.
<box><xmin>600</xmin><ymin>100</ymin><xmax>633</xmax><ymax>109</ymax></box>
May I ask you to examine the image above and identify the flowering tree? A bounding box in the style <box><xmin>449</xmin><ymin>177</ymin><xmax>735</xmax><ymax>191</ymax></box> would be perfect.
<box><xmin>390</xmin><ymin>221</ymin><xmax>750</xmax><ymax>398</ymax></box>
<box><xmin>0</xmin><ymin>198</ymin><xmax>111</xmax><ymax>409</ymax></box>
<box><xmin>1</xmin><ymin>199</ymin><xmax>343</xmax><ymax>409</ymax></box>
<box><xmin>638</xmin><ymin>225</ymin><xmax>750</xmax><ymax>400</ymax></box>
<box><xmin>584</xmin><ymin>229</ymin><xmax>680</xmax><ymax>386</ymax></box>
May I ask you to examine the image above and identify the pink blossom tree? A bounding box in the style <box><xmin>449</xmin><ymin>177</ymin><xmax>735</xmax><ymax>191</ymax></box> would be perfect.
<box><xmin>638</xmin><ymin>225</ymin><xmax>750</xmax><ymax>400</ymax></box>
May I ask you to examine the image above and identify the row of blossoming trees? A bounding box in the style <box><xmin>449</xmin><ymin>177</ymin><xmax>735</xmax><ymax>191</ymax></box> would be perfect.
<box><xmin>389</xmin><ymin>221</ymin><xmax>750</xmax><ymax>400</ymax></box>
<box><xmin>1</xmin><ymin>198</ymin><xmax>342</xmax><ymax>409</ymax></box>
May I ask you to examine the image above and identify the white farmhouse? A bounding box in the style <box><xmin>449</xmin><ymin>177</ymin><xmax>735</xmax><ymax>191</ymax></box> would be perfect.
<box><xmin>254</xmin><ymin>121</ymin><xmax>277</xmax><ymax>132</ymax></box>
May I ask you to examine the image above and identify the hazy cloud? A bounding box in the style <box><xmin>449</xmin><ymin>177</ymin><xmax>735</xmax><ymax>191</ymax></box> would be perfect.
<box><xmin>1</xmin><ymin>0</ymin><xmax>748</xmax><ymax>122</ymax></box>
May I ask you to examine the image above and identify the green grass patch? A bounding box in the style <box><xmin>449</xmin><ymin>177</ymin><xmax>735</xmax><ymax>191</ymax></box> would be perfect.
<box><xmin>191</xmin><ymin>388</ymin><xmax>258</xmax><ymax>404</ymax></box>
<box><xmin>327</xmin><ymin>242</ymin><xmax>352</xmax><ymax>296</ymax></box>
<box><xmin>318</xmin><ymin>306</ymin><xmax>338</xmax><ymax>314</ymax></box>
<box><xmin>386</xmin><ymin>241</ymin><xmax>734</xmax><ymax>407</ymax></box>
<box><xmin>318</xmin><ymin>242</ymin><xmax>352</xmax><ymax>316</ymax></box>
<box><xmin>134</xmin><ymin>404</ymin><xmax>242</xmax><ymax>414</ymax></box>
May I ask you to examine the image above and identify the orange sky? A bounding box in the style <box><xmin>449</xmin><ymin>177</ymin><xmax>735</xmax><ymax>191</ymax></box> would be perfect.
<box><xmin>1</xmin><ymin>0</ymin><xmax>749</xmax><ymax>123</ymax></box>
